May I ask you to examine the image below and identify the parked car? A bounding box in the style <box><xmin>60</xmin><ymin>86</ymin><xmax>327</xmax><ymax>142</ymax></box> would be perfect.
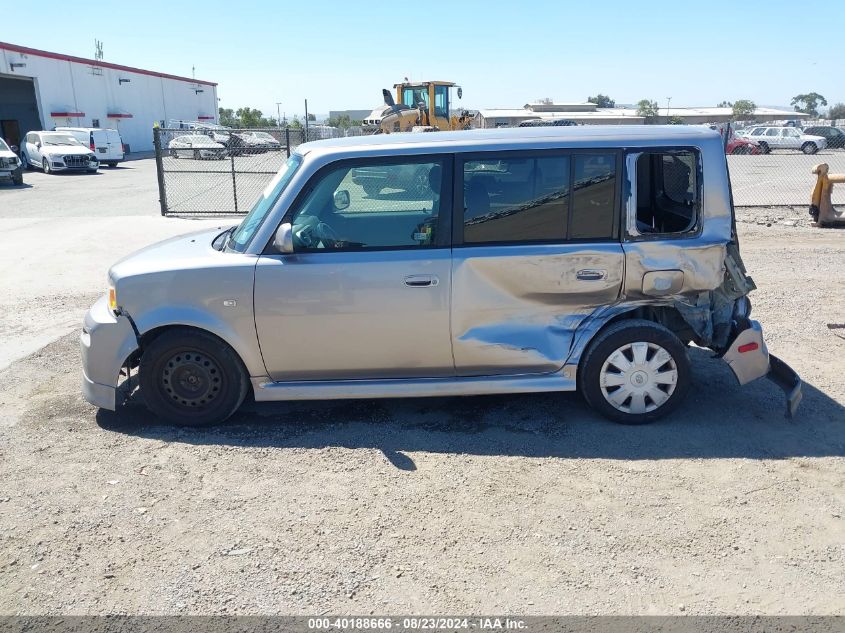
<box><xmin>743</xmin><ymin>126</ymin><xmax>827</xmax><ymax>154</ymax></box>
<box><xmin>81</xmin><ymin>126</ymin><xmax>801</xmax><ymax>427</ymax></box>
<box><xmin>226</xmin><ymin>132</ymin><xmax>271</xmax><ymax>156</ymax></box>
<box><xmin>518</xmin><ymin>119</ymin><xmax>578</xmax><ymax>127</ymax></box>
<box><xmin>351</xmin><ymin>162</ymin><xmax>432</xmax><ymax>196</ymax></box>
<box><xmin>707</xmin><ymin>125</ymin><xmax>760</xmax><ymax>154</ymax></box>
<box><xmin>20</xmin><ymin>131</ymin><xmax>99</xmax><ymax>173</ymax></box>
<box><xmin>802</xmin><ymin>126</ymin><xmax>845</xmax><ymax>149</ymax></box>
<box><xmin>725</xmin><ymin>136</ymin><xmax>760</xmax><ymax>154</ymax></box>
<box><xmin>55</xmin><ymin>127</ymin><xmax>125</xmax><ymax>166</ymax></box>
<box><xmin>238</xmin><ymin>131</ymin><xmax>282</xmax><ymax>151</ymax></box>
<box><xmin>0</xmin><ymin>137</ymin><xmax>24</xmax><ymax>185</ymax></box>
<box><xmin>168</xmin><ymin>135</ymin><xmax>227</xmax><ymax>159</ymax></box>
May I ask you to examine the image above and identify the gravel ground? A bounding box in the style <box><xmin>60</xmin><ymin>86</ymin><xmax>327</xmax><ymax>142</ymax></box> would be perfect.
<box><xmin>0</xmin><ymin>212</ymin><xmax>843</xmax><ymax>616</ymax></box>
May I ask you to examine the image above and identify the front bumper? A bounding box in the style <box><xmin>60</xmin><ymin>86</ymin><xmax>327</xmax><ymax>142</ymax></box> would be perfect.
<box><xmin>80</xmin><ymin>296</ymin><xmax>139</xmax><ymax>411</ymax></box>
<box><xmin>722</xmin><ymin>320</ymin><xmax>802</xmax><ymax>417</ymax></box>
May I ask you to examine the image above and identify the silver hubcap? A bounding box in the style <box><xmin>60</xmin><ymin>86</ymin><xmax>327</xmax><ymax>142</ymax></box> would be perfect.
<box><xmin>600</xmin><ymin>342</ymin><xmax>678</xmax><ymax>415</ymax></box>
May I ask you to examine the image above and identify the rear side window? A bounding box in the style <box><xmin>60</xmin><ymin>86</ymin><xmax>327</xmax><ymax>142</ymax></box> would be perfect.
<box><xmin>570</xmin><ymin>154</ymin><xmax>617</xmax><ymax>239</ymax></box>
<box><xmin>460</xmin><ymin>151</ymin><xmax>617</xmax><ymax>244</ymax></box>
<box><xmin>633</xmin><ymin>150</ymin><xmax>699</xmax><ymax>235</ymax></box>
<box><xmin>463</xmin><ymin>155</ymin><xmax>570</xmax><ymax>243</ymax></box>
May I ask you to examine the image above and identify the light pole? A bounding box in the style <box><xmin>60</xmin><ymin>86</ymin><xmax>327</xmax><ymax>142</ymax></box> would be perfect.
<box><xmin>276</xmin><ymin>102</ymin><xmax>282</xmax><ymax>128</ymax></box>
<box><xmin>666</xmin><ymin>96</ymin><xmax>672</xmax><ymax>118</ymax></box>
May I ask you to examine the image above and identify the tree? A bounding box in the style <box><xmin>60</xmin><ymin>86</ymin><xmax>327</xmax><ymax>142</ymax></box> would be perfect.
<box><xmin>732</xmin><ymin>99</ymin><xmax>756</xmax><ymax>120</ymax></box>
<box><xmin>828</xmin><ymin>103</ymin><xmax>845</xmax><ymax>120</ymax></box>
<box><xmin>587</xmin><ymin>94</ymin><xmax>615</xmax><ymax>108</ymax></box>
<box><xmin>637</xmin><ymin>99</ymin><xmax>660</xmax><ymax>123</ymax></box>
<box><xmin>717</xmin><ymin>100</ymin><xmax>733</xmax><ymax>108</ymax></box>
<box><xmin>667</xmin><ymin>115</ymin><xmax>685</xmax><ymax>125</ymax></box>
<box><xmin>289</xmin><ymin>115</ymin><xmax>302</xmax><ymax>129</ymax></box>
<box><xmin>328</xmin><ymin>114</ymin><xmax>353</xmax><ymax>129</ymax></box>
<box><xmin>791</xmin><ymin>92</ymin><xmax>827</xmax><ymax>117</ymax></box>
<box><xmin>218</xmin><ymin>107</ymin><xmax>237</xmax><ymax>128</ymax></box>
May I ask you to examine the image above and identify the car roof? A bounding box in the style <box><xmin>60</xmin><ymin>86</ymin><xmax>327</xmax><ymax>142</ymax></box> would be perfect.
<box><xmin>297</xmin><ymin>125</ymin><xmax>721</xmax><ymax>156</ymax></box>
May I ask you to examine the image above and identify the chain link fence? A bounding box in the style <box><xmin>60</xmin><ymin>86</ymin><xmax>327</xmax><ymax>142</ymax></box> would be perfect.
<box><xmin>153</xmin><ymin>124</ymin><xmax>844</xmax><ymax>215</ymax></box>
<box><xmin>153</xmin><ymin>126</ymin><xmax>366</xmax><ymax>215</ymax></box>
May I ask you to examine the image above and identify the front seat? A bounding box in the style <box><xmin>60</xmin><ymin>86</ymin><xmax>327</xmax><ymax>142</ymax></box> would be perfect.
<box><xmin>465</xmin><ymin>178</ymin><xmax>490</xmax><ymax>220</ymax></box>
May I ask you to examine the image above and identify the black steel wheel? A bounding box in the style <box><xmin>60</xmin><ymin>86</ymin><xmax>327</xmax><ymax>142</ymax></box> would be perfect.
<box><xmin>139</xmin><ymin>328</ymin><xmax>249</xmax><ymax>426</ymax></box>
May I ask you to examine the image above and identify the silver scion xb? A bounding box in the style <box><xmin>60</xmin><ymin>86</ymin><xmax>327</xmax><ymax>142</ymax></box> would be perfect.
<box><xmin>81</xmin><ymin>126</ymin><xmax>802</xmax><ymax>426</ymax></box>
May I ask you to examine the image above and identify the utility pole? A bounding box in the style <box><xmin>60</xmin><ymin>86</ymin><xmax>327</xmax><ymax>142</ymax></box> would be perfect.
<box><xmin>276</xmin><ymin>102</ymin><xmax>282</xmax><ymax>128</ymax></box>
<box><xmin>666</xmin><ymin>96</ymin><xmax>672</xmax><ymax>118</ymax></box>
<box><xmin>304</xmin><ymin>99</ymin><xmax>309</xmax><ymax>138</ymax></box>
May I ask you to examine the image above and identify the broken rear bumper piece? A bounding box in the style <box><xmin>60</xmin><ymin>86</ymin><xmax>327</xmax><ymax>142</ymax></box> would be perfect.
<box><xmin>721</xmin><ymin>320</ymin><xmax>802</xmax><ymax>418</ymax></box>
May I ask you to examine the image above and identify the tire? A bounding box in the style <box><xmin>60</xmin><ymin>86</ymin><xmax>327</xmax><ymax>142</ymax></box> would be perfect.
<box><xmin>362</xmin><ymin>182</ymin><xmax>382</xmax><ymax>196</ymax></box>
<box><xmin>758</xmin><ymin>142</ymin><xmax>770</xmax><ymax>154</ymax></box>
<box><xmin>578</xmin><ymin>319</ymin><xmax>691</xmax><ymax>425</ymax></box>
<box><xmin>193</xmin><ymin>149</ymin><xmax>201</xmax><ymax>160</ymax></box>
<box><xmin>107</xmin><ymin>162</ymin><xmax>117</xmax><ymax>167</ymax></box>
<box><xmin>801</xmin><ymin>142</ymin><xmax>818</xmax><ymax>155</ymax></box>
<box><xmin>731</xmin><ymin>146</ymin><xmax>749</xmax><ymax>155</ymax></box>
<box><xmin>42</xmin><ymin>158</ymin><xmax>51</xmax><ymax>174</ymax></box>
<box><xmin>12</xmin><ymin>171</ymin><xmax>23</xmax><ymax>185</ymax></box>
<box><xmin>139</xmin><ymin>328</ymin><xmax>249</xmax><ymax>426</ymax></box>
<box><xmin>20</xmin><ymin>152</ymin><xmax>31</xmax><ymax>170</ymax></box>
<box><xmin>170</xmin><ymin>149</ymin><xmax>178</xmax><ymax>159</ymax></box>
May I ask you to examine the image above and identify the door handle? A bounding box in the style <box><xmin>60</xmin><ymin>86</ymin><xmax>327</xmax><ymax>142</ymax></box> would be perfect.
<box><xmin>404</xmin><ymin>274</ymin><xmax>438</xmax><ymax>287</ymax></box>
<box><xmin>576</xmin><ymin>269</ymin><xmax>608</xmax><ymax>281</ymax></box>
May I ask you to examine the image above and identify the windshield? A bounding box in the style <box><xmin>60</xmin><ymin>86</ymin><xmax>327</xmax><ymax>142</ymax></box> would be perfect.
<box><xmin>227</xmin><ymin>153</ymin><xmax>303</xmax><ymax>252</ymax></box>
<box><xmin>0</xmin><ymin>139</ymin><xmax>9</xmax><ymax>151</ymax></box>
<box><xmin>41</xmin><ymin>134</ymin><xmax>83</xmax><ymax>146</ymax></box>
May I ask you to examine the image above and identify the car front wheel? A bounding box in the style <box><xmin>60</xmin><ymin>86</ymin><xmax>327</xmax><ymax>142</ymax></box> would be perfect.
<box><xmin>139</xmin><ymin>328</ymin><xmax>249</xmax><ymax>426</ymax></box>
<box><xmin>42</xmin><ymin>158</ymin><xmax>51</xmax><ymax>174</ymax></box>
<box><xmin>758</xmin><ymin>142</ymin><xmax>770</xmax><ymax>154</ymax></box>
<box><xmin>579</xmin><ymin>319</ymin><xmax>691</xmax><ymax>424</ymax></box>
<box><xmin>801</xmin><ymin>142</ymin><xmax>818</xmax><ymax>155</ymax></box>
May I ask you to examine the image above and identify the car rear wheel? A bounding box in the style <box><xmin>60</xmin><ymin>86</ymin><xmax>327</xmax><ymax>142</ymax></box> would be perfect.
<box><xmin>579</xmin><ymin>319</ymin><xmax>691</xmax><ymax>424</ymax></box>
<box><xmin>801</xmin><ymin>142</ymin><xmax>818</xmax><ymax>155</ymax></box>
<box><xmin>139</xmin><ymin>328</ymin><xmax>249</xmax><ymax>426</ymax></box>
<box><xmin>193</xmin><ymin>149</ymin><xmax>201</xmax><ymax>160</ymax></box>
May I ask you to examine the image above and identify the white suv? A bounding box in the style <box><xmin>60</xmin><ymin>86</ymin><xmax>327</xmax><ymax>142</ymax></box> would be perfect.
<box><xmin>743</xmin><ymin>126</ymin><xmax>827</xmax><ymax>154</ymax></box>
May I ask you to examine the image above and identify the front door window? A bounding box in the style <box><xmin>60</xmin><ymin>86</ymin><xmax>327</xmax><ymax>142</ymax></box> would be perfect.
<box><xmin>289</xmin><ymin>159</ymin><xmax>446</xmax><ymax>251</ymax></box>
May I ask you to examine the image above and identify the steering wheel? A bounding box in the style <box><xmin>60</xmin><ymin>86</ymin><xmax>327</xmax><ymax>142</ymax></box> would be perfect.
<box><xmin>293</xmin><ymin>216</ymin><xmax>342</xmax><ymax>249</ymax></box>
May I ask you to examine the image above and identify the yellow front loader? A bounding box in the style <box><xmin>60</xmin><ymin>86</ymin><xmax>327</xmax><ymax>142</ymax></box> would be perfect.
<box><xmin>363</xmin><ymin>80</ymin><xmax>473</xmax><ymax>134</ymax></box>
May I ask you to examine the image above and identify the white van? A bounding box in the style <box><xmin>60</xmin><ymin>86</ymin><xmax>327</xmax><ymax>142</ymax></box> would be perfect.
<box><xmin>55</xmin><ymin>127</ymin><xmax>125</xmax><ymax>166</ymax></box>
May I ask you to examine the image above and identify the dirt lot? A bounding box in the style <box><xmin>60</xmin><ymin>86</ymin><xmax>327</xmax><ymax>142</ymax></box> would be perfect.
<box><xmin>0</xmin><ymin>202</ymin><xmax>843</xmax><ymax>615</ymax></box>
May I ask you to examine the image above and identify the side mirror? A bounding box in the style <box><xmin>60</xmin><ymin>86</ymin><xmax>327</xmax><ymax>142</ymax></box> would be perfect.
<box><xmin>333</xmin><ymin>189</ymin><xmax>350</xmax><ymax>210</ymax></box>
<box><xmin>10</xmin><ymin>145</ymin><xmax>18</xmax><ymax>153</ymax></box>
<box><xmin>457</xmin><ymin>86</ymin><xmax>463</xmax><ymax>99</ymax></box>
<box><xmin>36</xmin><ymin>142</ymin><xmax>41</xmax><ymax>149</ymax></box>
<box><xmin>273</xmin><ymin>222</ymin><xmax>294</xmax><ymax>254</ymax></box>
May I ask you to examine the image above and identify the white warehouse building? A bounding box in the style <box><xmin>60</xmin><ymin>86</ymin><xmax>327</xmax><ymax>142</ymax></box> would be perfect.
<box><xmin>0</xmin><ymin>41</ymin><xmax>218</xmax><ymax>153</ymax></box>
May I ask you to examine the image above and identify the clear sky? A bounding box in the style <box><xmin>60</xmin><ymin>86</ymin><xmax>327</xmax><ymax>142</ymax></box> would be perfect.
<box><xmin>3</xmin><ymin>0</ymin><xmax>843</xmax><ymax>119</ymax></box>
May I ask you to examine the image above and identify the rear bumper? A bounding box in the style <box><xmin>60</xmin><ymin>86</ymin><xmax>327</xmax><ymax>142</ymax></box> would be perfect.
<box><xmin>722</xmin><ymin>320</ymin><xmax>802</xmax><ymax>418</ymax></box>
